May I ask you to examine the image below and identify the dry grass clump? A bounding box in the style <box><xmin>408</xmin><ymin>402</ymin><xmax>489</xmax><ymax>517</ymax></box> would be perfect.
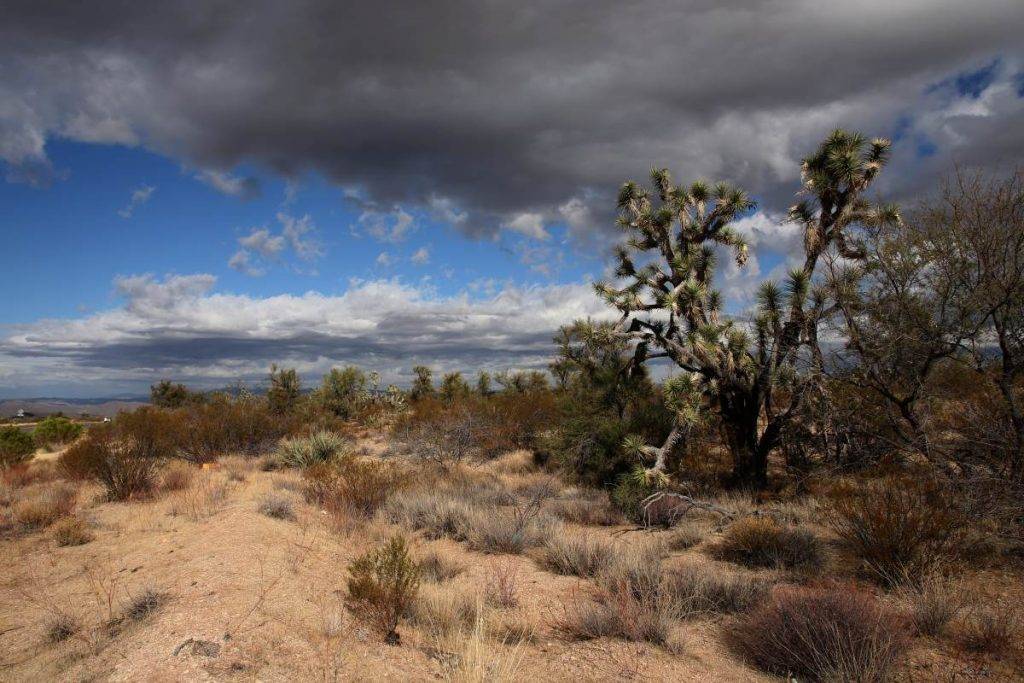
<box><xmin>257</xmin><ymin>493</ymin><xmax>296</xmax><ymax>520</ymax></box>
<box><xmin>553</xmin><ymin>584</ymin><xmax>674</xmax><ymax>645</ymax></box>
<box><xmin>2</xmin><ymin>461</ymin><xmax>58</xmax><ymax>488</ymax></box>
<box><xmin>159</xmin><ymin>460</ymin><xmax>194</xmax><ymax>491</ymax></box>
<box><xmin>664</xmin><ymin>525</ymin><xmax>704</xmax><ymax>551</ymax></box>
<box><xmin>418</xmin><ymin>548</ymin><xmax>465</xmax><ymax>583</ymax></box>
<box><xmin>45</xmin><ymin>611</ymin><xmax>80</xmax><ymax>643</ymax></box>
<box><xmin>725</xmin><ymin>584</ymin><xmax>908</xmax><ymax>682</ymax></box>
<box><xmin>124</xmin><ymin>587</ymin><xmax>167</xmax><ymax>622</ymax></box>
<box><xmin>435</xmin><ymin>605</ymin><xmax>528</xmax><ymax>682</ymax></box>
<box><xmin>304</xmin><ymin>456</ymin><xmax>407</xmax><ymax>518</ymax></box>
<box><xmin>464</xmin><ymin>508</ymin><xmax>561</xmax><ymax>555</ymax></box>
<box><xmin>899</xmin><ymin>572</ymin><xmax>964</xmax><ymax>637</ymax></box>
<box><xmin>12</xmin><ymin>483</ymin><xmax>77</xmax><ymax>530</ymax></box>
<box><xmin>660</xmin><ymin>565</ymin><xmax>768</xmax><ymax>615</ymax></box>
<box><xmin>959</xmin><ymin>603</ymin><xmax>1021</xmax><ymax>655</ymax></box>
<box><xmin>380</xmin><ymin>489</ymin><xmax>475</xmax><ymax>540</ymax></box>
<box><xmin>709</xmin><ymin>516</ymin><xmax>824</xmax><ymax>571</ymax></box>
<box><xmin>534</xmin><ymin>531</ymin><xmax>617</xmax><ymax>577</ymax></box>
<box><xmin>52</xmin><ymin>515</ymin><xmax>94</xmax><ymax>546</ymax></box>
<box><xmin>826</xmin><ymin>476</ymin><xmax>963</xmax><ymax>586</ymax></box>
<box><xmin>347</xmin><ymin>535</ymin><xmax>421</xmax><ymax>644</ymax></box>
<box><xmin>548</xmin><ymin>493</ymin><xmax>623</xmax><ymax>526</ymax></box>
<box><xmin>408</xmin><ymin>586</ymin><xmax>483</xmax><ymax>640</ymax></box>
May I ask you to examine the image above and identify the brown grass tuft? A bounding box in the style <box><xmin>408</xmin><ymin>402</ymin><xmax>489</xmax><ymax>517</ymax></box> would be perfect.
<box><xmin>12</xmin><ymin>483</ymin><xmax>77</xmax><ymax>530</ymax></box>
<box><xmin>709</xmin><ymin>516</ymin><xmax>824</xmax><ymax>571</ymax></box>
<box><xmin>159</xmin><ymin>460</ymin><xmax>195</xmax><ymax>491</ymax></box>
<box><xmin>52</xmin><ymin>515</ymin><xmax>94</xmax><ymax>546</ymax></box>
<box><xmin>534</xmin><ymin>531</ymin><xmax>617</xmax><ymax>577</ymax></box>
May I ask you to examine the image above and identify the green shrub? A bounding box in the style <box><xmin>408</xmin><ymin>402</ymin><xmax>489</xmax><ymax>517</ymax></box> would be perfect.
<box><xmin>33</xmin><ymin>417</ymin><xmax>84</xmax><ymax>449</ymax></box>
<box><xmin>610</xmin><ymin>474</ymin><xmax>660</xmax><ymax>522</ymax></box>
<box><xmin>277</xmin><ymin>430</ymin><xmax>347</xmax><ymax>468</ymax></box>
<box><xmin>0</xmin><ymin>426</ymin><xmax>35</xmax><ymax>467</ymax></box>
<box><xmin>317</xmin><ymin>366</ymin><xmax>368</xmax><ymax>419</ymax></box>
<box><xmin>347</xmin><ymin>535</ymin><xmax>421</xmax><ymax>644</ymax></box>
<box><xmin>710</xmin><ymin>516</ymin><xmax>825</xmax><ymax>571</ymax></box>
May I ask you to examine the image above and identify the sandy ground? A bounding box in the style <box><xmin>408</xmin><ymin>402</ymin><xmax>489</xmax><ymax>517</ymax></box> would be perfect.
<box><xmin>1</xmin><ymin>446</ymin><xmax>1021</xmax><ymax>682</ymax></box>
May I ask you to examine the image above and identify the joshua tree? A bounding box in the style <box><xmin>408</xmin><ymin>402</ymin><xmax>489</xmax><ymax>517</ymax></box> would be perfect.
<box><xmin>599</xmin><ymin>129</ymin><xmax>897</xmax><ymax>487</ymax></box>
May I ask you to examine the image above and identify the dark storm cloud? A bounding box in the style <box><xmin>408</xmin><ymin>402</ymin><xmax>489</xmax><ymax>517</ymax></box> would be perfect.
<box><xmin>3</xmin><ymin>0</ymin><xmax>1023</xmax><ymax>238</ymax></box>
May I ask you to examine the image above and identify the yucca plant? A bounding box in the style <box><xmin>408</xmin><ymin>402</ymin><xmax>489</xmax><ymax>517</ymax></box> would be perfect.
<box><xmin>276</xmin><ymin>430</ymin><xmax>347</xmax><ymax>468</ymax></box>
<box><xmin>597</xmin><ymin>129</ymin><xmax>897</xmax><ymax>487</ymax></box>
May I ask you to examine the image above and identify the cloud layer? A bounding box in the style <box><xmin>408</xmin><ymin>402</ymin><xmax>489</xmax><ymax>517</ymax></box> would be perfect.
<box><xmin>0</xmin><ymin>274</ymin><xmax>612</xmax><ymax>394</ymax></box>
<box><xmin>3</xmin><ymin>1</ymin><xmax>1022</xmax><ymax>238</ymax></box>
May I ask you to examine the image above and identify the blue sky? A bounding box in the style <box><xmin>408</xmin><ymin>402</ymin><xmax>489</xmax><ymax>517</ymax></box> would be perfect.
<box><xmin>0</xmin><ymin>140</ymin><xmax>605</xmax><ymax>327</ymax></box>
<box><xmin>1</xmin><ymin>1</ymin><xmax>1023</xmax><ymax>397</ymax></box>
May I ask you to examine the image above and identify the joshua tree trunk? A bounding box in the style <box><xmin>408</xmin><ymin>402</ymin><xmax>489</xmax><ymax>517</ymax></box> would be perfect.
<box><xmin>720</xmin><ymin>394</ymin><xmax>768</xmax><ymax>487</ymax></box>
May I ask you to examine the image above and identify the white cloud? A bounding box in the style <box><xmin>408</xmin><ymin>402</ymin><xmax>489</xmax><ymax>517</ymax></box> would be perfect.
<box><xmin>410</xmin><ymin>247</ymin><xmax>430</xmax><ymax>265</ymax></box>
<box><xmin>117</xmin><ymin>184</ymin><xmax>155</xmax><ymax>219</ymax></box>
<box><xmin>376</xmin><ymin>251</ymin><xmax>394</xmax><ymax>267</ymax></box>
<box><xmin>358</xmin><ymin>207</ymin><xmax>417</xmax><ymax>243</ymax></box>
<box><xmin>503</xmin><ymin>212</ymin><xmax>549</xmax><ymax>240</ymax></box>
<box><xmin>195</xmin><ymin>169</ymin><xmax>260</xmax><ymax>199</ymax></box>
<box><xmin>229</xmin><ymin>213</ymin><xmax>323</xmax><ymax>276</ymax></box>
<box><xmin>0</xmin><ymin>273</ymin><xmax>612</xmax><ymax>392</ymax></box>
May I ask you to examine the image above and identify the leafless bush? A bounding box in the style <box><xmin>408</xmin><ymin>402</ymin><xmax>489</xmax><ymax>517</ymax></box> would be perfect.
<box><xmin>45</xmin><ymin>611</ymin><xmax>80</xmax><ymax>643</ymax></box>
<box><xmin>12</xmin><ymin>483</ymin><xmax>77</xmax><ymax>530</ymax></box>
<box><xmin>725</xmin><ymin>584</ymin><xmax>908</xmax><ymax>682</ymax></box>
<box><xmin>827</xmin><ymin>476</ymin><xmax>963</xmax><ymax>585</ymax></box>
<box><xmin>899</xmin><ymin>571</ymin><xmax>964</xmax><ymax>637</ymax></box>
<box><xmin>660</xmin><ymin>565</ymin><xmax>768</xmax><ymax>616</ymax></box>
<box><xmin>124</xmin><ymin>587</ymin><xmax>167</xmax><ymax>621</ymax></box>
<box><xmin>485</xmin><ymin>560</ymin><xmax>520</xmax><ymax>608</ymax></box>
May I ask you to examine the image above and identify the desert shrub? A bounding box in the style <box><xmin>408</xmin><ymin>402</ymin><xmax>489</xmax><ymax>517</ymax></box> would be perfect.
<box><xmin>0</xmin><ymin>426</ymin><xmax>35</xmax><ymax>467</ymax></box>
<box><xmin>347</xmin><ymin>535</ymin><xmax>421</xmax><ymax>643</ymax></box>
<box><xmin>418</xmin><ymin>548</ymin><xmax>465</xmax><ymax>583</ymax></box>
<box><xmin>535</xmin><ymin>532</ymin><xmax>617</xmax><ymax>578</ymax></box>
<box><xmin>12</xmin><ymin>483</ymin><xmax>77</xmax><ymax>530</ymax></box>
<box><xmin>960</xmin><ymin>603</ymin><xmax>1020</xmax><ymax>654</ymax></box>
<box><xmin>380</xmin><ymin>489</ymin><xmax>475</xmax><ymax>540</ymax></box>
<box><xmin>33</xmin><ymin>417</ymin><xmax>84</xmax><ymax>449</ymax></box>
<box><xmin>257</xmin><ymin>493</ymin><xmax>296</xmax><ymax>520</ymax></box>
<box><xmin>45</xmin><ymin>611</ymin><xmax>80</xmax><ymax>643</ymax></box>
<box><xmin>267</xmin><ymin>364</ymin><xmax>301</xmax><ymax>414</ymax></box>
<box><xmin>304</xmin><ymin>456</ymin><xmax>406</xmax><ymax>517</ymax></box>
<box><xmin>548</xmin><ymin>492</ymin><xmax>623</xmax><ymax>526</ymax></box>
<box><xmin>150</xmin><ymin>379</ymin><xmax>194</xmax><ymax>408</ymax></box>
<box><xmin>52</xmin><ymin>515</ymin><xmax>93</xmax><ymax>546</ymax></box>
<box><xmin>317</xmin><ymin>366</ymin><xmax>369</xmax><ymax>419</ymax></box>
<box><xmin>2</xmin><ymin>461</ymin><xmax>57</xmax><ymax>488</ymax></box>
<box><xmin>464</xmin><ymin>508</ymin><xmax>560</xmax><ymax>555</ymax></box>
<box><xmin>277</xmin><ymin>430</ymin><xmax>347</xmax><ymax>468</ymax></box>
<box><xmin>59</xmin><ymin>425</ymin><xmax>158</xmax><ymax>500</ymax></box>
<box><xmin>596</xmin><ymin>542</ymin><xmax>666</xmax><ymax>604</ymax></box>
<box><xmin>124</xmin><ymin>587</ymin><xmax>166</xmax><ymax>621</ymax></box>
<box><xmin>173</xmin><ymin>395</ymin><xmax>295</xmax><ymax>461</ymax></box>
<box><xmin>710</xmin><ymin>516</ymin><xmax>825</xmax><ymax>571</ymax></box>
<box><xmin>827</xmin><ymin>476</ymin><xmax>963</xmax><ymax>585</ymax></box>
<box><xmin>485</xmin><ymin>560</ymin><xmax>520</xmax><ymax>608</ymax></box>
<box><xmin>660</xmin><ymin>566</ymin><xmax>768</xmax><ymax>615</ymax></box>
<box><xmin>159</xmin><ymin>460</ymin><xmax>194</xmax><ymax>491</ymax></box>
<box><xmin>726</xmin><ymin>585</ymin><xmax>909</xmax><ymax>682</ymax></box>
<box><xmin>109</xmin><ymin>407</ymin><xmax>184</xmax><ymax>459</ymax></box>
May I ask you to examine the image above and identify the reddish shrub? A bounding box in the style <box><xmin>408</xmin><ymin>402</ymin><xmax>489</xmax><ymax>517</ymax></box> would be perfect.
<box><xmin>726</xmin><ymin>584</ymin><xmax>908</xmax><ymax>682</ymax></box>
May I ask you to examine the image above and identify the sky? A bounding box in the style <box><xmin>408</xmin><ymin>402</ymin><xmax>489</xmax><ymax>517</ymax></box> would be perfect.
<box><xmin>1</xmin><ymin>1</ymin><xmax>1023</xmax><ymax>398</ymax></box>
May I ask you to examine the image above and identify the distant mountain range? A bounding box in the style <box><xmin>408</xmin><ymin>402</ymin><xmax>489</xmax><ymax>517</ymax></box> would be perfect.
<box><xmin>0</xmin><ymin>397</ymin><xmax>148</xmax><ymax>418</ymax></box>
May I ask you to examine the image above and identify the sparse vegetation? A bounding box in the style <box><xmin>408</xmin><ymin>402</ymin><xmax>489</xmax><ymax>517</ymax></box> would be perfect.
<box><xmin>535</xmin><ymin>532</ymin><xmax>616</xmax><ymax>577</ymax></box>
<box><xmin>346</xmin><ymin>535</ymin><xmax>421</xmax><ymax>644</ymax></box>
<box><xmin>257</xmin><ymin>493</ymin><xmax>296</xmax><ymax>520</ymax></box>
<box><xmin>277</xmin><ymin>430</ymin><xmax>347</xmax><ymax>468</ymax></box>
<box><xmin>12</xmin><ymin>483</ymin><xmax>76</xmax><ymax>530</ymax></box>
<box><xmin>51</xmin><ymin>515</ymin><xmax>93</xmax><ymax>546</ymax></box>
<box><xmin>0</xmin><ymin>426</ymin><xmax>35</xmax><ymax>467</ymax></box>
